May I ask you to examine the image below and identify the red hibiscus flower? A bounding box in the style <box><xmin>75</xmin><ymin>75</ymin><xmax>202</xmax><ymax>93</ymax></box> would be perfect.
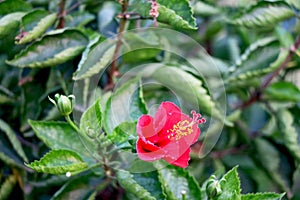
<box><xmin>136</xmin><ymin>101</ymin><xmax>205</xmax><ymax>168</ymax></box>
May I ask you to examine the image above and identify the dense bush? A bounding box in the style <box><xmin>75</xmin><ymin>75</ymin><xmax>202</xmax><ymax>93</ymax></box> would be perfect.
<box><xmin>1</xmin><ymin>0</ymin><xmax>300</xmax><ymax>199</ymax></box>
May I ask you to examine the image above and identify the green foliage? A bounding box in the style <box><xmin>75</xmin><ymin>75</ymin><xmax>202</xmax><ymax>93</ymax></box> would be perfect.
<box><xmin>117</xmin><ymin>170</ymin><xmax>157</xmax><ymax>200</ymax></box>
<box><xmin>16</xmin><ymin>10</ymin><xmax>57</xmax><ymax>44</ymax></box>
<box><xmin>1</xmin><ymin>0</ymin><xmax>300</xmax><ymax>199</ymax></box>
<box><xmin>231</xmin><ymin>3</ymin><xmax>295</xmax><ymax>29</ymax></box>
<box><xmin>0</xmin><ymin>175</ymin><xmax>17</xmax><ymax>200</ymax></box>
<box><xmin>156</xmin><ymin>162</ymin><xmax>201</xmax><ymax>200</ymax></box>
<box><xmin>79</xmin><ymin>99</ymin><xmax>102</xmax><ymax>138</ymax></box>
<box><xmin>28</xmin><ymin>120</ymin><xmax>94</xmax><ymax>164</ymax></box>
<box><xmin>241</xmin><ymin>193</ymin><xmax>285</xmax><ymax>200</ymax></box>
<box><xmin>152</xmin><ymin>66</ymin><xmax>222</xmax><ymax>119</ymax></box>
<box><xmin>103</xmin><ymin>78</ymin><xmax>147</xmax><ymax>134</ymax></box>
<box><xmin>7</xmin><ymin>29</ymin><xmax>88</xmax><ymax>68</ymax></box>
<box><xmin>130</xmin><ymin>0</ymin><xmax>197</xmax><ymax>30</ymax></box>
<box><xmin>73</xmin><ymin>35</ymin><xmax>115</xmax><ymax>80</ymax></box>
<box><xmin>264</xmin><ymin>81</ymin><xmax>300</xmax><ymax>102</ymax></box>
<box><xmin>25</xmin><ymin>149</ymin><xmax>88</xmax><ymax>175</ymax></box>
<box><xmin>0</xmin><ymin>119</ymin><xmax>28</xmax><ymax>162</ymax></box>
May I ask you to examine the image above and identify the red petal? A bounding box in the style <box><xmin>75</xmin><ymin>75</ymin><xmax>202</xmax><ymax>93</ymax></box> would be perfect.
<box><xmin>137</xmin><ymin>115</ymin><xmax>159</xmax><ymax>143</ymax></box>
<box><xmin>153</xmin><ymin>101</ymin><xmax>181</xmax><ymax>132</ymax></box>
<box><xmin>164</xmin><ymin>148</ymin><xmax>190</xmax><ymax>168</ymax></box>
<box><xmin>136</xmin><ymin>138</ymin><xmax>164</xmax><ymax>161</ymax></box>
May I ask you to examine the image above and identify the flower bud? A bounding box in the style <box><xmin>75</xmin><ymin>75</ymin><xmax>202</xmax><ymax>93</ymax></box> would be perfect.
<box><xmin>206</xmin><ymin>175</ymin><xmax>222</xmax><ymax>198</ymax></box>
<box><xmin>48</xmin><ymin>94</ymin><xmax>75</xmax><ymax>116</ymax></box>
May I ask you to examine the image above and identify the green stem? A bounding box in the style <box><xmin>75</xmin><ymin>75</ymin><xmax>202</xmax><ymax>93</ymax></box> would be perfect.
<box><xmin>65</xmin><ymin>115</ymin><xmax>81</xmax><ymax>133</ymax></box>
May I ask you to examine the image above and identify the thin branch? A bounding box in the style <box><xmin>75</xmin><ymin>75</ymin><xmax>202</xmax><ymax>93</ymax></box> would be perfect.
<box><xmin>66</xmin><ymin>1</ymin><xmax>81</xmax><ymax>14</ymax></box>
<box><xmin>57</xmin><ymin>0</ymin><xmax>66</xmax><ymax>29</ymax></box>
<box><xmin>238</xmin><ymin>34</ymin><xmax>300</xmax><ymax>109</ymax></box>
<box><xmin>106</xmin><ymin>0</ymin><xmax>129</xmax><ymax>89</ymax></box>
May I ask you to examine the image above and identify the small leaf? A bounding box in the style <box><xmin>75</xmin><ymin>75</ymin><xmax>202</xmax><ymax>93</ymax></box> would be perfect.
<box><xmin>0</xmin><ymin>0</ymin><xmax>32</xmax><ymax>16</ymax></box>
<box><xmin>25</xmin><ymin>149</ymin><xmax>88</xmax><ymax>175</ymax></box>
<box><xmin>241</xmin><ymin>192</ymin><xmax>285</xmax><ymax>200</ymax></box>
<box><xmin>116</xmin><ymin>170</ymin><xmax>156</xmax><ymax>200</ymax></box>
<box><xmin>0</xmin><ymin>175</ymin><xmax>17</xmax><ymax>200</ymax></box>
<box><xmin>103</xmin><ymin>78</ymin><xmax>147</xmax><ymax>134</ymax></box>
<box><xmin>80</xmin><ymin>99</ymin><xmax>102</xmax><ymax>139</ymax></box>
<box><xmin>218</xmin><ymin>166</ymin><xmax>241</xmax><ymax>200</ymax></box>
<box><xmin>155</xmin><ymin>162</ymin><xmax>201</xmax><ymax>200</ymax></box>
<box><xmin>16</xmin><ymin>9</ymin><xmax>57</xmax><ymax>44</ymax></box>
<box><xmin>0</xmin><ymin>12</ymin><xmax>25</xmax><ymax>39</ymax></box>
<box><xmin>7</xmin><ymin>29</ymin><xmax>89</xmax><ymax>68</ymax></box>
<box><xmin>264</xmin><ymin>81</ymin><xmax>300</xmax><ymax>102</ymax></box>
<box><xmin>231</xmin><ymin>3</ymin><xmax>295</xmax><ymax>29</ymax></box>
<box><xmin>28</xmin><ymin>120</ymin><xmax>95</xmax><ymax>164</ymax></box>
<box><xmin>152</xmin><ymin>66</ymin><xmax>222</xmax><ymax>119</ymax></box>
<box><xmin>108</xmin><ymin>122</ymin><xmax>137</xmax><ymax>149</ymax></box>
<box><xmin>130</xmin><ymin>0</ymin><xmax>197</xmax><ymax>30</ymax></box>
<box><xmin>0</xmin><ymin>119</ymin><xmax>28</xmax><ymax>162</ymax></box>
<box><xmin>73</xmin><ymin>36</ymin><xmax>115</xmax><ymax>80</ymax></box>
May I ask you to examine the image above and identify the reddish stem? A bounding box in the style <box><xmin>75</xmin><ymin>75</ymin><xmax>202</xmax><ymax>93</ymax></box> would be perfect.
<box><xmin>57</xmin><ymin>0</ymin><xmax>66</xmax><ymax>29</ymax></box>
<box><xmin>107</xmin><ymin>0</ymin><xmax>128</xmax><ymax>89</ymax></box>
<box><xmin>238</xmin><ymin>34</ymin><xmax>300</xmax><ymax>109</ymax></box>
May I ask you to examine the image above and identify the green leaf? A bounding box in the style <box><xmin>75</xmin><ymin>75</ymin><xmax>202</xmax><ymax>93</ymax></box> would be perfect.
<box><xmin>287</xmin><ymin>0</ymin><xmax>300</xmax><ymax>9</ymax></box>
<box><xmin>0</xmin><ymin>93</ymin><xmax>14</xmax><ymax>104</ymax></box>
<box><xmin>217</xmin><ymin>166</ymin><xmax>241</xmax><ymax>200</ymax></box>
<box><xmin>122</xmin><ymin>31</ymin><xmax>162</xmax><ymax>64</ymax></box>
<box><xmin>0</xmin><ymin>12</ymin><xmax>25</xmax><ymax>39</ymax></box>
<box><xmin>51</xmin><ymin>172</ymin><xmax>105</xmax><ymax>200</ymax></box>
<box><xmin>16</xmin><ymin>9</ymin><xmax>57</xmax><ymax>44</ymax></box>
<box><xmin>25</xmin><ymin>149</ymin><xmax>88</xmax><ymax>175</ymax></box>
<box><xmin>0</xmin><ymin>0</ymin><xmax>32</xmax><ymax>16</ymax></box>
<box><xmin>193</xmin><ymin>1</ymin><xmax>220</xmax><ymax>16</ymax></box>
<box><xmin>28</xmin><ymin>120</ymin><xmax>95</xmax><ymax>164</ymax></box>
<box><xmin>73</xmin><ymin>36</ymin><xmax>115</xmax><ymax>80</ymax></box>
<box><xmin>254</xmin><ymin>138</ymin><xmax>279</xmax><ymax>173</ymax></box>
<box><xmin>276</xmin><ymin>110</ymin><xmax>300</xmax><ymax>164</ymax></box>
<box><xmin>103</xmin><ymin>78</ymin><xmax>147</xmax><ymax>134</ymax></box>
<box><xmin>0</xmin><ymin>175</ymin><xmax>17</xmax><ymax>200</ymax></box>
<box><xmin>0</xmin><ymin>119</ymin><xmax>28</xmax><ymax>162</ymax></box>
<box><xmin>80</xmin><ymin>99</ymin><xmax>102</xmax><ymax>139</ymax></box>
<box><xmin>116</xmin><ymin>170</ymin><xmax>157</xmax><ymax>200</ymax></box>
<box><xmin>152</xmin><ymin>66</ymin><xmax>222</xmax><ymax>119</ymax></box>
<box><xmin>264</xmin><ymin>81</ymin><xmax>300</xmax><ymax>102</ymax></box>
<box><xmin>65</xmin><ymin>11</ymin><xmax>95</xmax><ymax>28</ymax></box>
<box><xmin>130</xmin><ymin>0</ymin><xmax>197</xmax><ymax>30</ymax></box>
<box><xmin>227</xmin><ymin>38</ymin><xmax>289</xmax><ymax>84</ymax></box>
<box><xmin>108</xmin><ymin>122</ymin><xmax>137</xmax><ymax>149</ymax></box>
<box><xmin>241</xmin><ymin>192</ymin><xmax>285</xmax><ymax>200</ymax></box>
<box><xmin>132</xmin><ymin>171</ymin><xmax>166</xmax><ymax>200</ymax></box>
<box><xmin>7</xmin><ymin>29</ymin><xmax>89</xmax><ymax>68</ymax></box>
<box><xmin>97</xmin><ymin>1</ymin><xmax>119</xmax><ymax>35</ymax></box>
<box><xmin>155</xmin><ymin>162</ymin><xmax>201</xmax><ymax>200</ymax></box>
<box><xmin>231</xmin><ymin>3</ymin><xmax>295</xmax><ymax>28</ymax></box>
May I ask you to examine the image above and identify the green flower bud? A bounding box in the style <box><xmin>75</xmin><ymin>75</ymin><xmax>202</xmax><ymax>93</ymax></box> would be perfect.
<box><xmin>48</xmin><ymin>94</ymin><xmax>75</xmax><ymax>116</ymax></box>
<box><xmin>206</xmin><ymin>175</ymin><xmax>223</xmax><ymax>198</ymax></box>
